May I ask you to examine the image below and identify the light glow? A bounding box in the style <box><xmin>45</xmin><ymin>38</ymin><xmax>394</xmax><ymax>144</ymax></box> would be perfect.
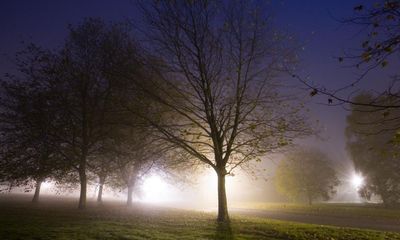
<box><xmin>141</xmin><ymin>175</ymin><xmax>176</xmax><ymax>203</ymax></box>
<box><xmin>351</xmin><ymin>173</ymin><xmax>364</xmax><ymax>189</ymax></box>
<box><xmin>41</xmin><ymin>181</ymin><xmax>53</xmax><ymax>190</ymax></box>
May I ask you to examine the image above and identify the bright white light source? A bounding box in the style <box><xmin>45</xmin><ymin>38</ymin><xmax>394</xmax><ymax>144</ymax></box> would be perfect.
<box><xmin>351</xmin><ymin>173</ymin><xmax>364</xmax><ymax>189</ymax></box>
<box><xmin>41</xmin><ymin>181</ymin><xmax>53</xmax><ymax>190</ymax></box>
<box><xmin>141</xmin><ymin>175</ymin><xmax>175</xmax><ymax>203</ymax></box>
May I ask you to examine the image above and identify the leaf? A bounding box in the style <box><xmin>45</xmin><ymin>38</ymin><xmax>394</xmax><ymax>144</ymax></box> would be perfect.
<box><xmin>310</xmin><ymin>89</ymin><xmax>318</xmax><ymax>97</ymax></box>
<box><xmin>387</xmin><ymin>14</ymin><xmax>395</xmax><ymax>20</ymax></box>
<box><xmin>362</xmin><ymin>52</ymin><xmax>371</xmax><ymax>62</ymax></box>
<box><xmin>384</xmin><ymin>46</ymin><xmax>392</xmax><ymax>52</ymax></box>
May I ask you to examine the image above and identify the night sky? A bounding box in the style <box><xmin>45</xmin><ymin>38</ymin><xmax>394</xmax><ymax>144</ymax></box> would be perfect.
<box><xmin>1</xmin><ymin>0</ymin><xmax>398</xmax><ymax>167</ymax></box>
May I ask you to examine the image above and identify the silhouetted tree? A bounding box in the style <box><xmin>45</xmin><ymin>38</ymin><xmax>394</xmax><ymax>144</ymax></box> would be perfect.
<box><xmin>106</xmin><ymin>123</ymin><xmax>161</xmax><ymax>206</ymax></box>
<box><xmin>274</xmin><ymin>148</ymin><xmax>339</xmax><ymax>205</ymax></box>
<box><xmin>88</xmin><ymin>151</ymin><xmax>116</xmax><ymax>203</ymax></box>
<box><xmin>0</xmin><ymin>45</ymin><xmax>66</xmax><ymax>202</ymax></box>
<box><xmin>47</xmin><ymin>18</ymin><xmax>143</xmax><ymax>209</ymax></box>
<box><xmin>134</xmin><ymin>0</ymin><xmax>311</xmax><ymax>221</ymax></box>
<box><xmin>346</xmin><ymin>93</ymin><xmax>400</xmax><ymax>207</ymax></box>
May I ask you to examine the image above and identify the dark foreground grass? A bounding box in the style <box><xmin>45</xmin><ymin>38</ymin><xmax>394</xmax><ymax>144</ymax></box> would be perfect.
<box><xmin>1</xmin><ymin>195</ymin><xmax>399</xmax><ymax>240</ymax></box>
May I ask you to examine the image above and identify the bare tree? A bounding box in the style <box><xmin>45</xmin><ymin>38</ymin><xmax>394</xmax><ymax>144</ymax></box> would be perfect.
<box><xmin>132</xmin><ymin>0</ymin><xmax>310</xmax><ymax>222</ymax></box>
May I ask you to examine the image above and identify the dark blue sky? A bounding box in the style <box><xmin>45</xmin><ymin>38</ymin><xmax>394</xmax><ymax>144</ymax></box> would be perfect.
<box><xmin>0</xmin><ymin>0</ymin><xmax>395</xmax><ymax>165</ymax></box>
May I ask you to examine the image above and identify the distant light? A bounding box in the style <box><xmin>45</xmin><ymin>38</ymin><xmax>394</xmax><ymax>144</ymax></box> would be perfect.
<box><xmin>41</xmin><ymin>181</ymin><xmax>53</xmax><ymax>190</ymax></box>
<box><xmin>351</xmin><ymin>173</ymin><xmax>364</xmax><ymax>189</ymax></box>
<box><xmin>140</xmin><ymin>175</ymin><xmax>178</xmax><ymax>203</ymax></box>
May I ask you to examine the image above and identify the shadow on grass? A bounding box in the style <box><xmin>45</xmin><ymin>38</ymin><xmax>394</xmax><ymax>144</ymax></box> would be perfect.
<box><xmin>214</xmin><ymin>221</ymin><xmax>234</xmax><ymax>240</ymax></box>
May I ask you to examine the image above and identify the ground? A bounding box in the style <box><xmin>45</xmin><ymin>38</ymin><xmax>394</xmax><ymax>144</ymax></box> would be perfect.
<box><xmin>233</xmin><ymin>202</ymin><xmax>400</xmax><ymax>219</ymax></box>
<box><xmin>232</xmin><ymin>202</ymin><xmax>400</xmax><ymax>232</ymax></box>
<box><xmin>1</xmin><ymin>195</ymin><xmax>400</xmax><ymax>240</ymax></box>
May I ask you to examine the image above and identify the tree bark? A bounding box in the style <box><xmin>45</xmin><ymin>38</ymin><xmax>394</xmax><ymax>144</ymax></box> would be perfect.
<box><xmin>32</xmin><ymin>179</ymin><xmax>42</xmax><ymax>203</ymax></box>
<box><xmin>217</xmin><ymin>171</ymin><xmax>229</xmax><ymax>222</ymax></box>
<box><xmin>78</xmin><ymin>165</ymin><xmax>87</xmax><ymax>209</ymax></box>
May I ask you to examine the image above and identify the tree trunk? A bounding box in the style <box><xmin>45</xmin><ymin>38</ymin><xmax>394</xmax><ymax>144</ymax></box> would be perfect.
<box><xmin>97</xmin><ymin>176</ymin><xmax>105</xmax><ymax>203</ymax></box>
<box><xmin>127</xmin><ymin>184</ymin><xmax>134</xmax><ymax>206</ymax></box>
<box><xmin>78</xmin><ymin>166</ymin><xmax>87</xmax><ymax>209</ymax></box>
<box><xmin>97</xmin><ymin>183</ymin><xmax>103</xmax><ymax>203</ymax></box>
<box><xmin>217</xmin><ymin>172</ymin><xmax>229</xmax><ymax>222</ymax></box>
<box><xmin>32</xmin><ymin>179</ymin><xmax>42</xmax><ymax>203</ymax></box>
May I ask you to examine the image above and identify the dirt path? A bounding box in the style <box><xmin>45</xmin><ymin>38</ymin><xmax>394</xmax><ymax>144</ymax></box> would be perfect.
<box><xmin>232</xmin><ymin>208</ymin><xmax>400</xmax><ymax>232</ymax></box>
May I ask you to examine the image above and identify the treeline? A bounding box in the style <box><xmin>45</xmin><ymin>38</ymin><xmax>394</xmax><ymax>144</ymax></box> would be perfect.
<box><xmin>0</xmin><ymin>1</ymin><xmax>312</xmax><ymax>222</ymax></box>
<box><xmin>0</xmin><ymin>19</ymin><xmax>164</xmax><ymax>208</ymax></box>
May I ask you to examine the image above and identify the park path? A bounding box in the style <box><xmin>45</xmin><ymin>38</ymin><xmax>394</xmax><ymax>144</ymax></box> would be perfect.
<box><xmin>231</xmin><ymin>208</ymin><xmax>400</xmax><ymax>233</ymax></box>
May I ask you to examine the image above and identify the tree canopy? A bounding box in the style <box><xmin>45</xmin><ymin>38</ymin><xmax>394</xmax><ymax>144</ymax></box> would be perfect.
<box><xmin>346</xmin><ymin>93</ymin><xmax>400</xmax><ymax>207</ymax></box>
<box><xmin>275</xmin><ymin>148</ymin><xmax>340</xmax><ymax>205</ymax></box>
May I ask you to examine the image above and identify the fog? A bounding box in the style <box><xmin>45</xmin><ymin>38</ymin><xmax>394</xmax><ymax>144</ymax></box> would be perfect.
<box><xmin>4</xmin><ymin>158</ymin><xmax>367</xmax><ymax>210</ymax></box>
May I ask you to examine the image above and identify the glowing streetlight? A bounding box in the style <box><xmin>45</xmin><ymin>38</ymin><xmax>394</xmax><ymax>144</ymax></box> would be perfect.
<box><xmin>351</xmin><ymin>173</ymin><xmax>364</xmax><ymax>189</ymax></box>
<box><xmin>140</xmin><ymin>175</ymin><xmax>180</xmax><ymax>203</ymax></box>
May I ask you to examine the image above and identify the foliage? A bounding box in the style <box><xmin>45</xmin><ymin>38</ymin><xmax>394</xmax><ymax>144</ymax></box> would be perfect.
<box><xmin>299</xmin><ymin>1</ymin><xmax>400</xmax><ymax>108</ymax></box>
<box><xmin>346</xmin><ymin>93</ymin><xmax>400</xmax><ymax>207</ymax></box>
<box><xmin>344</xmin><ymin>1</ymin><xmax>400</xmax><ymax>69</ymax></box>
<box><xmin>274</xmin><ymin>148</ymin><xmax>339</xmax><ymax>204</ymax></box>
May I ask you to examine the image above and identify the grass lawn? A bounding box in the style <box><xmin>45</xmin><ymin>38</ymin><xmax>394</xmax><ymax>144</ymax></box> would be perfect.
<box><xmin>233</xmin><ymin>202</ymin><xmax>400</xmax><ymax>220</ymax></box>
<box><xmin>1</xmin><ymin>195</ymin><xmax>399</xmax><ymax>240</ymax></box>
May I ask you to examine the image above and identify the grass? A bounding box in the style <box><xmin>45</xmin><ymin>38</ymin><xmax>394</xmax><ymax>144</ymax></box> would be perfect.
<box><xmin>233</xmin><ymin>202</ymin><xmax>400</xmax><ymax>220</ymax></box>
<box><xmin>1</xmin><ymin>195</ymin><xmax>400</xmax><ymax>240</ymax></box>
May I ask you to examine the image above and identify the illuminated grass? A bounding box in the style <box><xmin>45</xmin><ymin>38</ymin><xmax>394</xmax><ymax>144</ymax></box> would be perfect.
<box><xmin>0</xmin><ymin>196</ymin><xmax>399</xmax><ymax>240</ymax></box>
<box><xmin>234</xmin><ymin>202</ymin><xmax>400</xmax><ymax>220</ymax></box>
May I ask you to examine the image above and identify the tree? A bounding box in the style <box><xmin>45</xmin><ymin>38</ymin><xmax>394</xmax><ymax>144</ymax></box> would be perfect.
<box><xmin>0</xmin><ymin>45</ymin><xmax>66</xmax><ymax>202</ymax></box>
<box><xmin>0</xmin><ymin>18</ymin><xmax>142</xmax><ymax>209</ymax></box>
<box><xmin>107</xmin><ymin>124</ymin><xmax>161</xmax><ymax>206</ymax></box>
<box><xmin>47</xmin><ymin>18</ymin><xmax>141</xmax><ymax>209</ymax></box>
<box><xmin>133</xmin><ymin>0</ymin><xmax>311</xmax><ymax>221</ymax></box>
<box><xmin>274</xmin><ymin>148</ymin><xmax>339</xmax><ymax>205</ymax></box>
<box><xmin>346</xmin><ymin>93</ymin><xmax>400</xmax><ymax>207</ymax></box>
<box><xmin>88</xmin><ymin>150</ymin><xmax>116</xmax><ymax>204</ymax></box>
